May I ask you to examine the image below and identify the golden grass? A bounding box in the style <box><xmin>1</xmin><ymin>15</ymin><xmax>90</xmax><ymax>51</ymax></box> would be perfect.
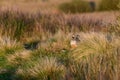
<box><xmin>0</xmin><ymin>1</ymin><xmax>120</xmax><ymax>79</ymax></box>
<box><xmin>71</xmin><ymin>32</ymin><xmax>120</xmax><ymax>61</ymax></box>
<box><xmin>0</xmin><ymin>31</ymin><xmax>120</xmax><ymax>80</ymax></box>
<box><xmin>17</xmin><ymin>57</ymin><xmax>66</xmax><ymax>80</ymax></box>
<box><xmin>0</xmin><ymin>9</ymin><xmax>119</xmax><ymax>41</ymax></box>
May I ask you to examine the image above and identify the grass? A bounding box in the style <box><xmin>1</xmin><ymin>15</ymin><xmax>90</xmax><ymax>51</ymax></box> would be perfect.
<box><xmin>16</xmin><ymin>57</ymin><xmax>66</xmax><ymax>80</ymax></box>
<box><xmin>0</xmin><ymin>30</ymin><xmax>120</xmax><ymax>80</ymax></box>
<box><xmin>0</xmin><ymin>0</ymin><xmax>120</xmax><ymax>80</ymax></box>
<box><xmin>0</xmin><ymin>9</ymin><xmax>118</xmax><ymax>40</ymax></box>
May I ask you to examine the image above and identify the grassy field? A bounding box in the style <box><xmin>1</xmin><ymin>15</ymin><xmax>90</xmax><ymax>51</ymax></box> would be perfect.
<box><xmin>0</xmin><ymin>0</ymin><xmax>120</xmax><ymax>80</ymax></box>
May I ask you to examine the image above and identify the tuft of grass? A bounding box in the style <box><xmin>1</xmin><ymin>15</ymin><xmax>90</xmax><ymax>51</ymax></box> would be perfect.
<box><xmin>0</xmin><ymin>37</ymin><xmax>23</xmax><ymax>80</ymax></box>
<box><xmin>0</xmin><ymin>36</ymin><xmax>22</xmax><ymax>71</ymax></box>
<box><xmin>71</xmin><ymin>32</ymin><xmax>119</xmax><ymax>60</ymax></box>
<box><xmin>69</xmin><ymin>32</ymin><xmax>120</xmax><ymax>80</ymax></box>
<box><xmin>0</xmin><ymin>36</ymin><xmax>22</xmax><ymax>55</ymax></box>
<box><xmin>16</xmin><ymin>57</ymin><xmax>66</xmax><ymax>80</ymax></box>
<box><xmin>0</xmin><ymin>10</ymin><xmax>36</xmax><ymax>40</ymax></box>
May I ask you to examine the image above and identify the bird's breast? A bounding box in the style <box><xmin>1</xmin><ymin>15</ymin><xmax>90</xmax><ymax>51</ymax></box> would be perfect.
<box><xmin>70</xmin><ymin>40</ymin><xmax>77</xmax><ymax>48</ymax></box>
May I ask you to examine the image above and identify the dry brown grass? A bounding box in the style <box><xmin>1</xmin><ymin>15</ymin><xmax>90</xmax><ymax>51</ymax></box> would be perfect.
<box><xmin>0</xmin><ymin>8</ymin><xmax>119</xmax><ymax>41</ymax></box>
<box><xmin>65</xmin><ymin>11</ymin><xmax>119</xmax><ymax>31</ymax></box>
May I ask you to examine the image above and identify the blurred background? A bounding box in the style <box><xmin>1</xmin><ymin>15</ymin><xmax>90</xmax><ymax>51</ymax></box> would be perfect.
<box><xmin>0</xmin><ymin>0</ymin><xmax>119</xmax><ymax>13</ymax></box>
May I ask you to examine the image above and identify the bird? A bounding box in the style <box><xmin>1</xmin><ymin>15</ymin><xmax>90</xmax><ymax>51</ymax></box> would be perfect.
<box><xmin>70</xmin><ymin>34</ymin><xmax>80</xmax><ymax>48</ymax></box>
<box><xmin>23</xmin><ymin>41</ymin><xmax>40</xmax><ymax>50</ymax></box>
